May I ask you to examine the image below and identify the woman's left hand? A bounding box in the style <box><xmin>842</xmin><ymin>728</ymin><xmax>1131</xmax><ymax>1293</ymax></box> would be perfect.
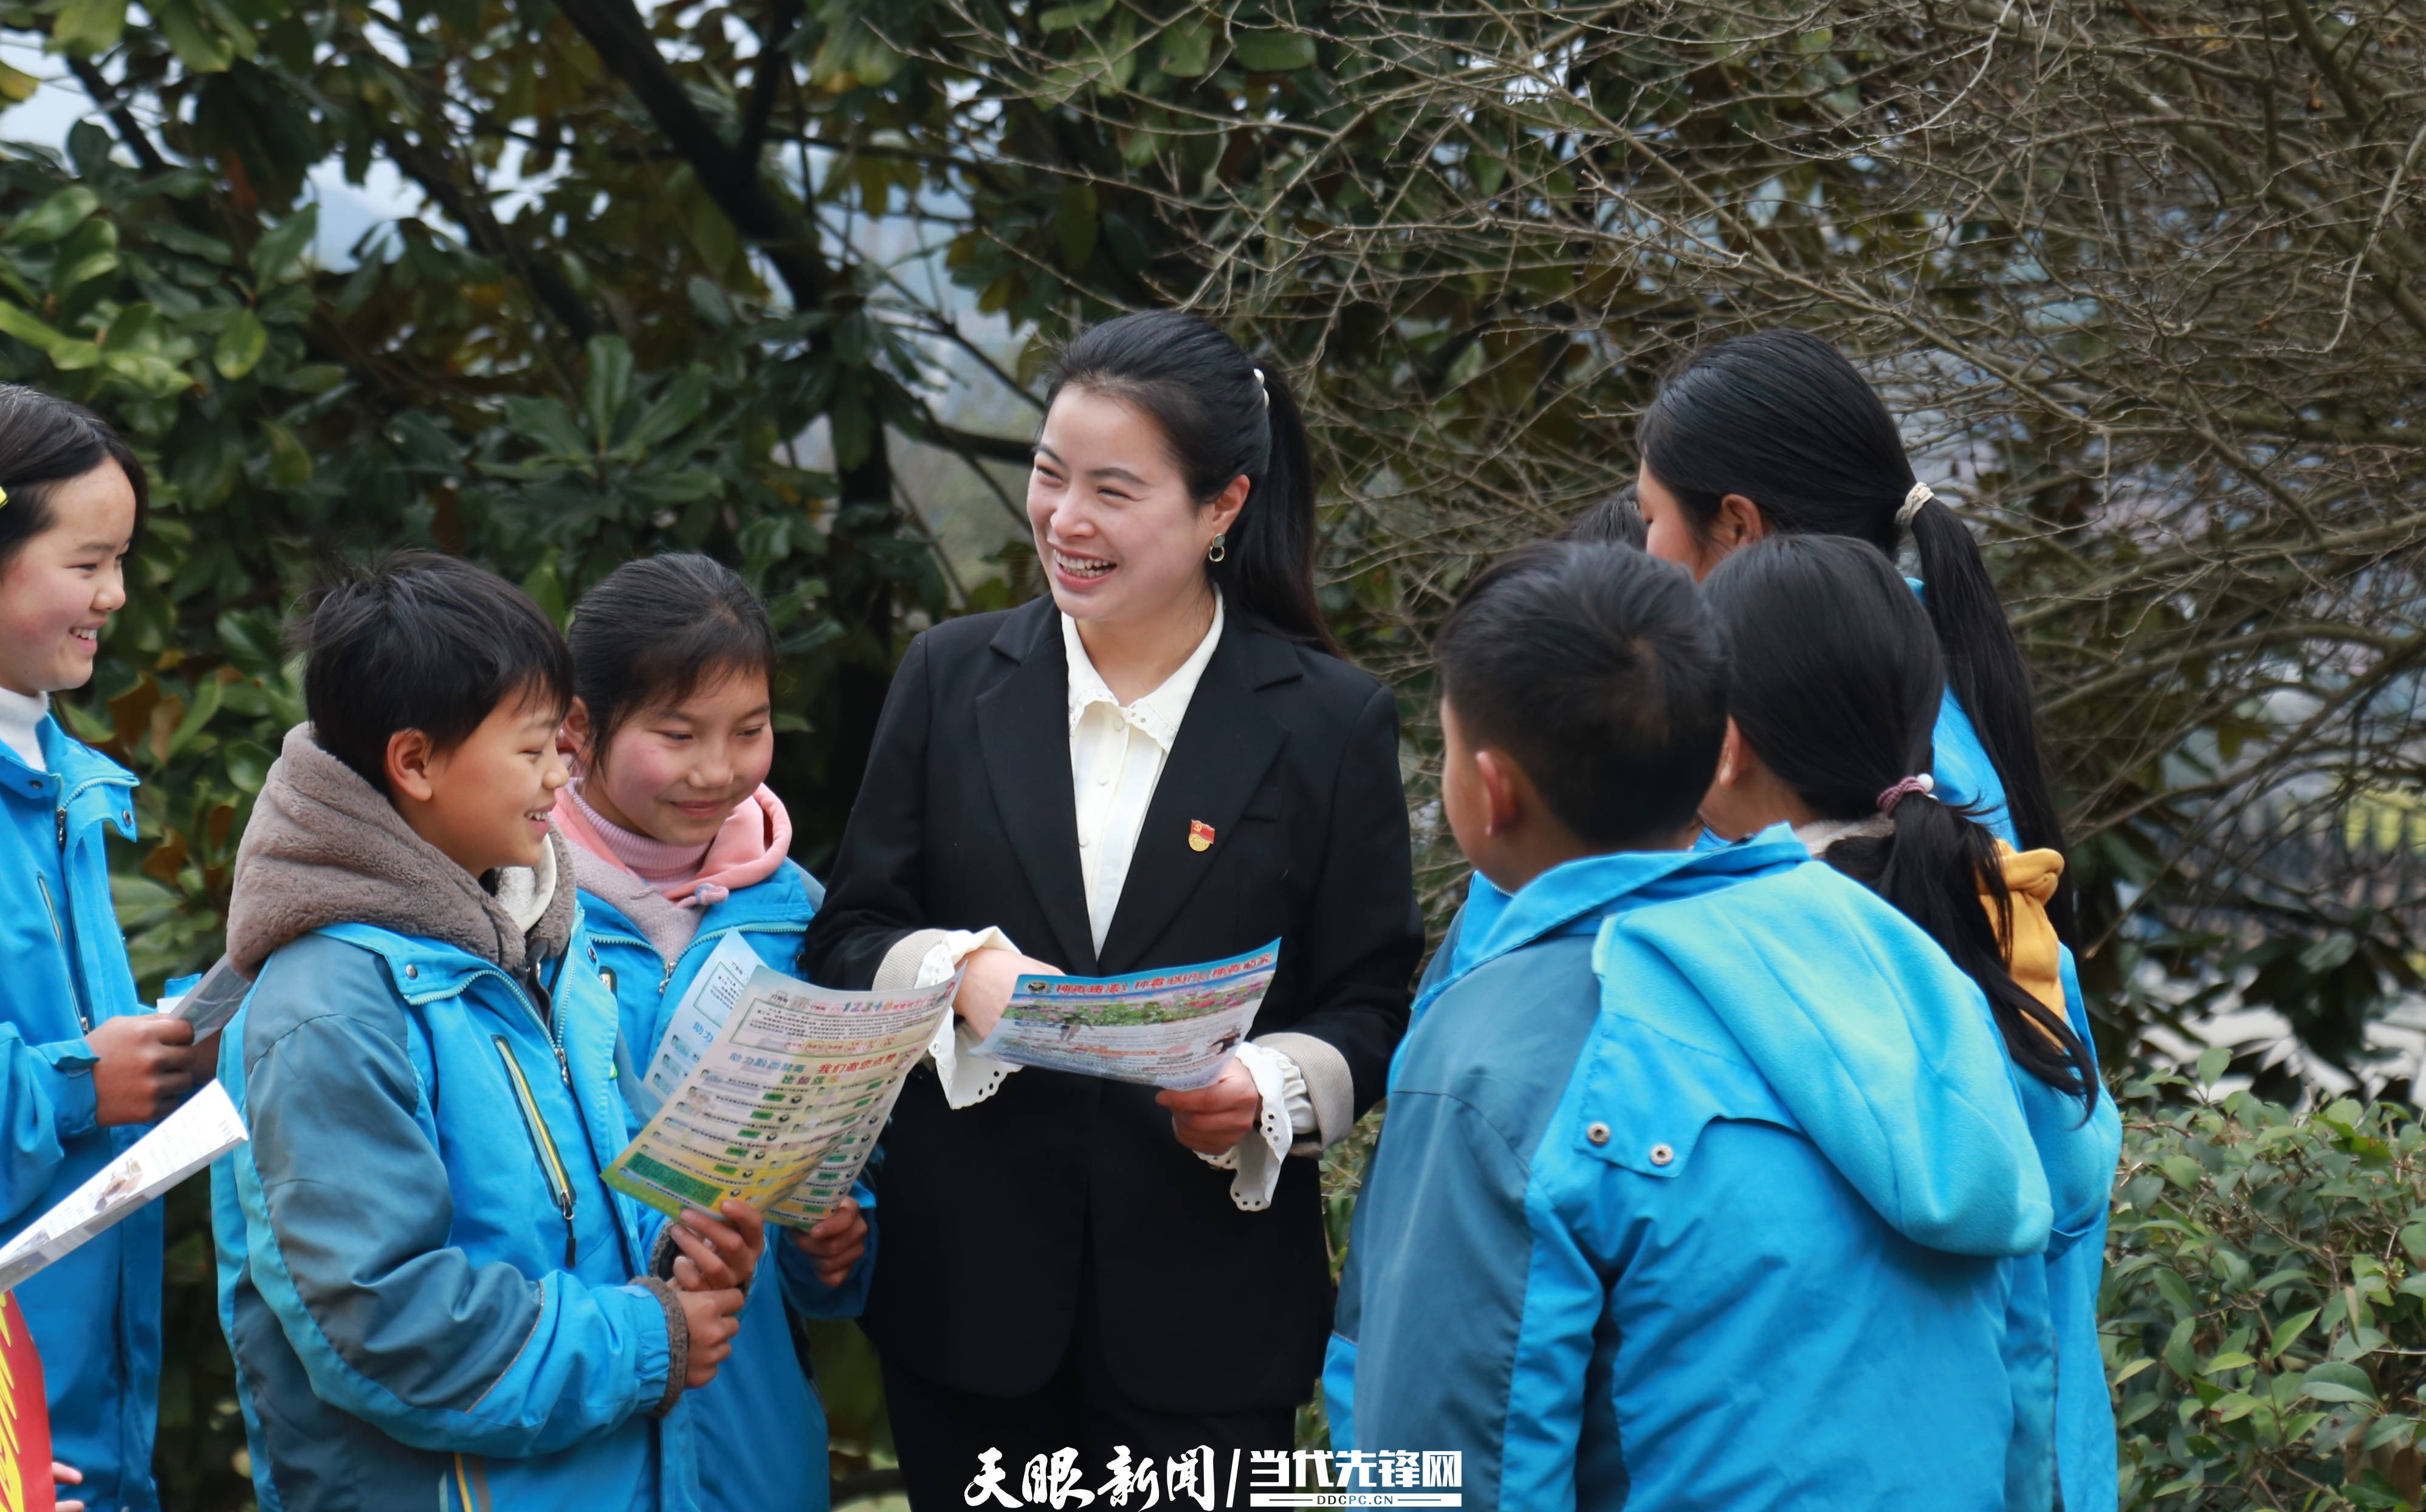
<box><xmin>1157</xmin><ymin>1059</ymin><xmax>1262</xmax><ymax>1155</ymax></box>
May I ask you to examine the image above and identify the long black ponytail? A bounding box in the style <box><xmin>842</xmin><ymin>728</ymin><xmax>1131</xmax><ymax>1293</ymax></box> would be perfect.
<box><xmin>1638</xmin><ymin>328</ymin><xmax>2069</xmax><ymax>933</ymax></box>
<box><xmin>1702</xmin><ymin>535</ymin><xmax>2094</xmax><ymax>1103</ymax></box>
<box><xmin>1045</xmin><ymin>310</ymin><xmax>1336</xmax><ymax>653</ymax></box>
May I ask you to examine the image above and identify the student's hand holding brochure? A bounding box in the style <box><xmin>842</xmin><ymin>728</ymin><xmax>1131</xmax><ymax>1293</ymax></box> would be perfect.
<box><xmin>969</xmin><ymin>940</ymin><xmax>1282</xmax><ymax>1090</ymax></box>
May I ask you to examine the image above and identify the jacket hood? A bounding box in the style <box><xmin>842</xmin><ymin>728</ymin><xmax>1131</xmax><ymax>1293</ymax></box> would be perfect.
<box><xmin>1609</xmin><ymin>832</ymin><xmax>2053</xmax><ymax>1257</ymax></box>
<box><xmin>227</xmin><ymin>724</ymin><xmax>576</xmax><ymax>977</ymax></box>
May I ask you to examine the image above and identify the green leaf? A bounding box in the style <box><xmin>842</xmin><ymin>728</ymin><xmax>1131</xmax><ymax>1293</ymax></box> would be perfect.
<box><xmin>582</xmin><ymin>335</ymin><xmax>634</xmax><ymax>450</ymax></box>
<box><xmin>499</xmin><ymin>396</ymin><xmax>591</xmax><ymax>462</ymax></box>
<box><xmin>1158</xmin><ymin>19</ymin><xmax>1212</xmax><ymax>75</ymax></box>
<box><xmin>163</xmin><ymin>678</ymin><xmax>224</xmax><ymax>760</ymax></box>
<box><xmin>2211</xmin><ymin>1390</ymin><xmax>2259</xmax><ymax>1421</ymax></box>
<box><xmin>249</xmin><ymin>205</ymin><xmax>317</xmax><ymax>288</ymax></box>
<box><xmin>617</xmin><ymin>365</ymin><xmax>710</xmax><ymax>458</ymax></box>
<box><xmin>1038</xmin><ymin>0</ymin><xmax>1112</xmax><ymax>30</ymax></box>
<box><xmin>2160</xmin><ymin>1155</ymin><xmax>2205</xmax><ymax>1191</ymax></box>
<box><xmin>223</xmin><ymin>740</ymin><xmax>274</xmax><ymax>794</ymax></box>
<box><xmin>2270</xmin><ymin>1307</ymin><xmax>2320</xmax><ymax>1358</ymax></box>
<box><xmin>213</xmin><ymin>308</ymin><xmax>267</xmax><ymax>379</ymax></box>
<box><xmin>1231</xmin><ymin>29</ymin><xmax>1316</xmax><ymax>71</ymax></box>
<box><xmin>2204</xmin><ymin>1352</ymin><xmax>2257</xmax><ymax>1374</ymax></box>
<box><xmin>2154</xmin><ymin>1266</ymin><xmax>2197</xmax><ymax>1316</ymax></box>
<box><xmin>151</xmin><ymin>0</ymin><xmax>238</xmax><ymax>70</ymax></box>
<box><xmin>50</xmin><ymin>0</ymin><xmax>128</xmax><ymax>56</ymax></box>
<box><xmin>5</xmin><ymin>187</ymin><xmax>97</xmax><ymax>246</ymax></box>
<box><xmin>2163</xmin><ymin>1315</ymin><xmax>2198</xmax><ymax>1379</ymax></box>
<box><xmin>2197</xmin><ymin>1044</ymin><xmax>2230</xmax><ymax>1085</ymax></box>
<box><xmin>2299</xmin><ymin>1360</ymin><xmax>2378</xmax><ymax>1404</ymax></box>
<box><xmin>2301</xmin><ymin>932</ymin><xmax>2360</xmax><ymax>973</ymax></box>
<box><xmin>261</xmin><ymin>421</ymin><xmax>311</xmax><ymax>488</ymax></box>
<box><xmin>0</xmin><ymin>61</ymin><xmax>40</xmax><ymax>104</ymax></box>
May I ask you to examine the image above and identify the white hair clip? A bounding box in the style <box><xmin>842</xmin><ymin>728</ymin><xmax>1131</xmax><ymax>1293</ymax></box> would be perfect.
<box><xmin>1894</xmin><ymin>481</ymin><xmax>1934</xmax><ymax>527</ymax></box>
<box><xmin>1252</xmin><ymin>367</ymin><xmax>1270</xmax><ymax>408</ymax></box>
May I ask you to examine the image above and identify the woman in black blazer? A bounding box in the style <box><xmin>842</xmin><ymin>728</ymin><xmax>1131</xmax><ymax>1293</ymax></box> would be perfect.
<box><xmin>802</xmin><ymin>311</ymin><xmax>1421</xmax><ymax>1506</ymax></box>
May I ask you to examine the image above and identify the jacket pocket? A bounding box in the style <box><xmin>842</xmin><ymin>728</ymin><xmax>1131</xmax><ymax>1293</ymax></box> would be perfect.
<box><xmin>493</xmin><ymin>1036</ymin><xmax>579</xmax><ymax>1268</ymax></box>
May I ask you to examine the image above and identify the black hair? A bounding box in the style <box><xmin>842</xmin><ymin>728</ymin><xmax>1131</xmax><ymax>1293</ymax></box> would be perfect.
<box><xmin>568</xmin><ymin>553</ymin><xmax>773</xmax><ymax>769</ymax></box>
<box><xmin>296</xmin><ymin>551</ymin><xmax>574</xmax><ymax>796</ymax></box>
<box><xmin>0</xmin><ymin>385</ymin><xmax>149</xmax><ymax>569</ymax></box>
<box><xmin>1557</xmin><ymin>483</ymin><xmax>1647</xmax><ymax>549</ymax></box>
<box><xmin>1435</xmin><ymin>540</ymin><xmax>1726</xmax><ymax>848</ymax></box>
<box><xmin>1701</xmin><ymin>535</ymin><xmax>2094</xmax><ymax>1102</ymax></box>
<box><xmin>1638</xmin><ymin>328</ymin><xmax>2070</xmax><ymax>934</ymax></box>
<box><xmin>1045</xmin><ymin>310</ymin><xmax>1335</xmax><ymax>653</ymax></box>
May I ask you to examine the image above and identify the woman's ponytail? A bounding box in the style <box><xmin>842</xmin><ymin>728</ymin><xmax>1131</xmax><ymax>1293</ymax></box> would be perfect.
<box><xmin>1703</xmin><ymin>535</ymin><xmax>2095</xmax><ymax>1107</ymax></box>
<box><xmin>1211</xmin><ymin>366</ymin><xmax>1331</xmax><ymax>651</ymax></box>
<box><xmin>1048</xmin><ymin>311</ymin><xmax>1337</xmax><ymax>654</ymax></box>
<box><xmin>1906</xmin><ymin>497</ymin><xmax>2071</xmax><ymax>928</ymax></box>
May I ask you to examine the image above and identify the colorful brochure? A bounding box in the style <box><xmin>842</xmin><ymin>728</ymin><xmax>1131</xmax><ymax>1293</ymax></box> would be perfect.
<box><xmin>971</xmin><ymin>940</ymin><xmax>1281</xmax><ymax>1090</ymax></box>
<box><xmin>605</xmin><ymin>962</ymin><xmax>956</xmax><ymax>1225</ymax></box>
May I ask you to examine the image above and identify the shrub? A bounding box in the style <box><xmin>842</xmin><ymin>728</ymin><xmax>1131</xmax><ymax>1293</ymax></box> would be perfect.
<box><xmin>2111</xmin><ymin>1051</ymin><xmax>2426</xmax><ymax>1508</ymax></box>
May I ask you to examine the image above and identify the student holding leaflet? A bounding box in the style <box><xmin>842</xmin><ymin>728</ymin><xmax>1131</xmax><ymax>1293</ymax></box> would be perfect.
<box><xmin>802</xmin><ymin>310</ymin><xmax>1423</xmax><ymax>1505</ymax></box>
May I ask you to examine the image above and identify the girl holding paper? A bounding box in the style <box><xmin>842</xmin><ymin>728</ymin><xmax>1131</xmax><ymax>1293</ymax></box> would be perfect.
<box><xmin>802</xmin><ymin>311</ymin><xmax>1423</xmax><ymax>1504</ymax></box>
<box><xmin>554</xmin><ymin>552</ymin><xmax>872</xmax><ymax>1512</ymax></box>
<box><xmin>0</xmin><ymin>387</ymin><xmax>198</xmax><ymax>1512</ymax></box>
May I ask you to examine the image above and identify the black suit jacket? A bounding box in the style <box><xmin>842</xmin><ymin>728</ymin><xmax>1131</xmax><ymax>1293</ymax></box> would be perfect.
<box><xmin>802</xmin><ymin>594</ymin><xmax>1422</xmax><ymax>1412</ymax></box>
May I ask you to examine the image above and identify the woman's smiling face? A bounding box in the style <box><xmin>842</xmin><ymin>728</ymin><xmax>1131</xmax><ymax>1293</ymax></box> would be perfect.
<box><xmin>1027</xmin><ymin>386</ymin><xmax>1235</xmax><ymax>627</ymax></box>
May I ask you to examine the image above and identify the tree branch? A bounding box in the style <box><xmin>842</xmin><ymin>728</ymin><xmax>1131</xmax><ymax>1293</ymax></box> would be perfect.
<box><xmin>553</xmin><ymin>0</ymin><xmax>828</xmax><ymax>309</ymax></box>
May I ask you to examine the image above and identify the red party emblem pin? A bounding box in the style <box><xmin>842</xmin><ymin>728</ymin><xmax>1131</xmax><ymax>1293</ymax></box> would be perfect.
<box><xmin>1187</xmin><ymin>819</ymin><xmax>1216</xmax><ymax>852</ymax></box>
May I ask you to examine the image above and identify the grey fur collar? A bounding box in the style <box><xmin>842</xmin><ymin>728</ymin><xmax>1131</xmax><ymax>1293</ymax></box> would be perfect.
<box><xmin>227</xmin><ymin>724</ymin><xmax>576</xmax><ymax>977</ymax></box>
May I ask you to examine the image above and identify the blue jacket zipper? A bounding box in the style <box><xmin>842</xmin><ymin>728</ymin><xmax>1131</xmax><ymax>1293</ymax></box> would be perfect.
<box><xmin>492</xmin><ymin>1035</ymin><xmax>579</xmax><ymax>1270</ymax></box>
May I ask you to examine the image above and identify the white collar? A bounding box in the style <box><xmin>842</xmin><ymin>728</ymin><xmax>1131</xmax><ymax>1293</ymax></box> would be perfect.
<box><xmin>1062</xmin><ymin>592</ymin><xmax>1225</xmax><ymax>749</ymax></box>
<box><xmin>0</xmin><ymin>686</ymin><xmax>47</xmax><ymax>773</ymax></box>
<box><xmin>1793</xmin><ymin>814</ymin><xmax>1894</xmax><ymax>856</ymax></box>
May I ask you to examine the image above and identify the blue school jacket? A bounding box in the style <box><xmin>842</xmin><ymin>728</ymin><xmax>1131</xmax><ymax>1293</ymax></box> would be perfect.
<box><xmin>1933</xmin><ymin>684</ymin><xmax>2123</xmax><ymax>1512</ymax></box>
<box><xmin>1328</xmin><ymin>837</ymin><xmax>2082</xmax><ymax>1510</ymax></box>
<box><xmin>214</xmin><ymin>921</ymin><xmax>695</xmax><ymax>1512</ymax></box>
<box><xmin>582</xmin><ymin>862</ymin><xmax>875</xmax><ymax>1512</ymax></box>
<box><xmin>0</xmin><ymin>717</ymin><xmax>159</xmax><ymax>1512</ymax></box>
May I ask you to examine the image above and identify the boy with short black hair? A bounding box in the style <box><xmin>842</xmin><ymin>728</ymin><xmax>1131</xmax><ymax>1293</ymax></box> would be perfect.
<box><xmin>1325</xmin><ymin>541</ymin><xmax>2063</xmax><ymax>1511</ymax></box>
<box><xmin>213</xmin><ymin>551</ymin><xmax>755</xmax><ymax>1512</ymax></box>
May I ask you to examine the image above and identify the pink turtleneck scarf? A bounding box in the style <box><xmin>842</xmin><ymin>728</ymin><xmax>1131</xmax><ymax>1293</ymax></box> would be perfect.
<box><xmin>553</xmin><ymin>780</ymin><xmax>793</xmax><ymax>908</ymax></box>
<box><xmin>565</xmin><ymin>783</ymin><xmax>711</xmax><ymax>888</ymax></box>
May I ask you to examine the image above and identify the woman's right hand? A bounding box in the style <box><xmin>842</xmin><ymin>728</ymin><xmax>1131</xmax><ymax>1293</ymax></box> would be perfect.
<box><xmin>953</xmin><ymin>949</ymin><xmax>1062</xmax><ymax>1038</ymax></box>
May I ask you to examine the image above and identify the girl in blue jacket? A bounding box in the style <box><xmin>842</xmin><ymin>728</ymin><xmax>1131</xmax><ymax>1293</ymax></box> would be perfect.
<box><xmin>554</xmin><ymin>554</ymin><xmax>873</xmax><ymax>1512</ymax></box>
<box><xmin>1699</xmin><ymin>535</ymin><xmax>2122</xmax><ymax>1511</ymax></box>
<box><xmin>0</xmin><ymin>388</ymin><xmax>202</xmax><ymax>1512</ymax></box>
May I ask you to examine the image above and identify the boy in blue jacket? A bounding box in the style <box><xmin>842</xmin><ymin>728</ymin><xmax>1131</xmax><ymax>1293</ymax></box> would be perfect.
<box><xmin>1327</xmin><ymin>541</ymin><xmax>2075</xmax><ymax>1510</ymax></box>
<box><xmin>213</xmin><ymin>553</ymin><xmax>758</xmax><ymax>1512</ymax></box>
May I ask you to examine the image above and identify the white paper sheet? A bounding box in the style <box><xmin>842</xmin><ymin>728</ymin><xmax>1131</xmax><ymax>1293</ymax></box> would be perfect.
<box><xmin>0</xmin><ymin>1081</ymin><xmax>247</xmax><ymax>1293</ymax></box>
